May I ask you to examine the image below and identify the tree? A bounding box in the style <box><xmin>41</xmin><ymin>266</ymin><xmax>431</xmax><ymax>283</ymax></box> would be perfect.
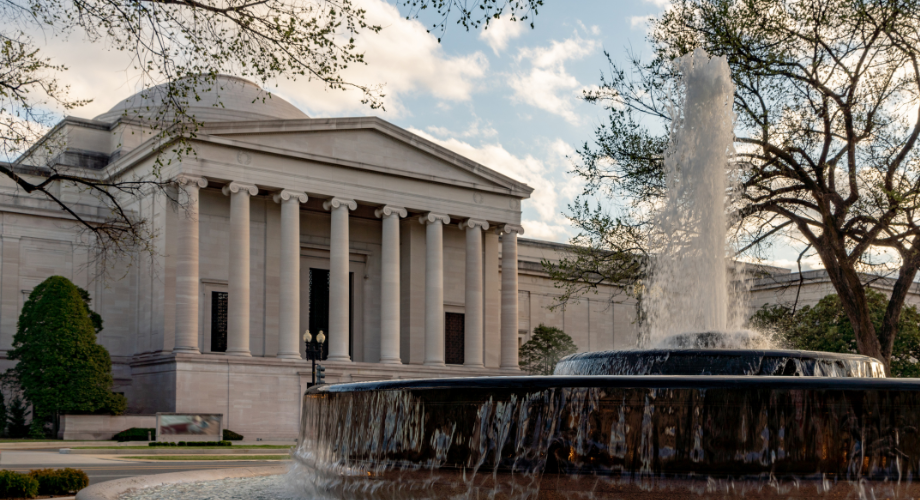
<box><xmin>9</xmin><ymin>276</ymin><xmax>126</xmax><ymax>437</ymax></box>
<box><xmin>551</xmin><ymin>0</ymin><xmax>920</xmax><ymax>373</ymax></box>
<box><xmin>751</xmin><ymin>289</ymin><xmax>920</xmax><ymax>377</ymax></box>
<box><xmin>6</xmin><ymin>396</ymin><xmax>29</xmax><ymax>438</ymax></box>
<box><xmin>2</xmin><ymin>0</ymin><xmax>544</xmax><ymax>269</ymax></box>
<box><xmin>519</xmin><ymin>324</ymin><xmax>578</xmax><ymax>375</ymax></box>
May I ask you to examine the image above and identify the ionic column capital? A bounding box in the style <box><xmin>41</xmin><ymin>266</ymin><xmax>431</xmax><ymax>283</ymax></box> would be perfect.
<box><xmin>176</xmin><ymin>175</ymin><xmax>208</xmax><ymax>189</ymax></box>
<box><xmin>459</xmin><ymin>218</ymin><xmax>489</xmax><ymax>231</ymax></box>
<box><xmin>273</xmin><ymin>189</ymin><xmax>308</xmax><ymax>204</ymax></box>
<box><xmin>419</xmin><ymin>212</ymin><xmax>450</xmax><ymax>225</ymax></box>
<box><xmin>500</xmin><ymin>223</ymin><xmax>525</xmax><ymax>235</ymax></box>
<box><xmin>323</xmin><ymin>197</ymin><xmax>357</xmax><ymax>211</ymax></box>
<box><xmin>222</xmin><ymin>181</ymin><xmax>258</xmax><ymax>196</ymax></box>
<box><xmin>375</xmin><ymin>205</ymin><xmax>407</xmax><ymax>219</ymax></box>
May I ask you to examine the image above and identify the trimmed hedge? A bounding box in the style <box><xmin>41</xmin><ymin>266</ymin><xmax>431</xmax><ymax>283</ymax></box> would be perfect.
<box><xmin>223</xmin><ymin>429</ymin><xmax>244</xmax><ymax>441</ymax></box>
<box><xmin>28</xmin><ymin>468</ymin><xmax>89</xmax><ymax>495</ymax></box>
<box><xmin>113</xmin><ymin>427</ymin><xmax>155</xmax><ymax>442</ymax></box>
<box><xmin>149</xmin><ymin>440</ymin><xmax>231</xmax><ymax>447</ymax></box>
<box><xmin>0</xmin><ymin>471</ymin><xmax>37</xmax><ymax>499</ymax></box>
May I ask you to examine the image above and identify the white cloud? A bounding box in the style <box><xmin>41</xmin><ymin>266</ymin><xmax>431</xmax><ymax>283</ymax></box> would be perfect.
<box><xmin>408</xmin><ymin>127</ymin><xmax>581</xmax><ymax>242</ymax></box>
<box><xmin>644</xmin><ymin>0</ymin><xmax>671</xmax><ymax>8</ymax></box>
<box><xmin>508</xmin><ymin>33</ymin><xmax>599</xmax><ymax>125</ymax></box>
<box><xmin>630</xmin><ymin>15</ymin><xmax>655</xmax><ymax>30</ymax></box>
<box><xmin>426</xmin><ymin>116</ymin><xmax>497</xmax><ymax>140</ymax></box>
<box><xmin>36</xmin><ymin>0</ymin><xmax>489</xmax><ymax>120</ymax></box>
<box><xmin>479</xmin><ymin>16</ymin><xmax>526</xmax><ymax>55</ymax></box>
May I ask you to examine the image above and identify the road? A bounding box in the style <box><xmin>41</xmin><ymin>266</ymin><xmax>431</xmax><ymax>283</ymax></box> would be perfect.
<box><xmin>0</xmin><ymin>450</ymin><xmax>290</xmax><ymax>485</ymax></box>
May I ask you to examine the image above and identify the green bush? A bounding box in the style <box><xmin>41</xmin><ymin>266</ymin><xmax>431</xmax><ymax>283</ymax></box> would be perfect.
<box><xmin>28</xmin><ymin>469</ymin><xmax>88</xmax><ymax>495</ymax></box>
<box><xmin>6</xmin><ymin>397</ymin><xmax>29</xmax><ymax>439</ymax></box>
<box><xmin>223</xmin><ymin>429</ymin><xmax>244</xmax><ymax>441</ymax></box>
<box><xmin>113</xmin><ymin>427</ymin><xmax>155</xmax><ymax>442</ymax></box>
<box><xmin>10</xmin><ymin>276</ymin><xmax>126</xmax><ymax>422</ymax></box>
<box><xmin>178</xmin><ymin>441</ymin><xmax>187</xmax><ymax>446</ymax></box>
<box><xmin>0</xmin><ymin>470</ymin><xmax>38</xmax><ymax>498</ymax></box>
<box><xmin>148</xmin><ymin>440</ymin><xmax>232</xmax><ymax>447</ymax></box>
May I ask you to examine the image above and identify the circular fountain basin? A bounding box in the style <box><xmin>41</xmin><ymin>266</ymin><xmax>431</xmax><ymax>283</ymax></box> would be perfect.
<box><xmin>298</xmin><ymin>374</ymin><xmax>920</xmax><ymax>498</ymax></box>
<box><xmin>554</xmin><ymin>348</ymin><xmax>886</xmax><ymax>377</ymax></box>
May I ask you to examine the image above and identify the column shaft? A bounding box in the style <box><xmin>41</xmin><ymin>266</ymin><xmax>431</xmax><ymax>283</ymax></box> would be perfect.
<box><xmin>376</xmin><ymin>206</ymin><xmax>406</xmax><ymax>364</ymax></box>
<box><xmin>325</xmin><ymin>198</ymin><xmax>356</xmax><ymax>362</ymax></box>
<box><xmin>223</xmin><ymin>182</ymin><xmax>257</xmax><ymax>357</ymax></box>
<box><xmin>501</xmin><ymin>225</ymin><xmax>523</xmax><ymax>370</ymax></box>
<box><xmin>462</xmin><ymin>219</ymin><xmax>487</xmax><ymax>367</ymax></box>
<box><xmin>421</xmin><ymin>212</ymin><xmax>449</xmax><ymax>366</ymax></box>
<box><xmin>175</xmin><ymin>176</ymin><xmax>207</xmax><ymax>353</ymax></box>
<box><xmin>275</xmin><ymin>190</ymin><xmax>307</xmax><ymax>359</ymax></box>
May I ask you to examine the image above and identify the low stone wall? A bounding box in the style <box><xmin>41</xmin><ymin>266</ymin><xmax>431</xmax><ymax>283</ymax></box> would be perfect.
<box><xmin>59</xmin><ymin>414</ymin><xmax>156</xmax><ymax>441</ymax></box>
<box><xmin>75</xmin><ymin>465</ymin><xmax>287</xmax><ymax>500</ymax></box>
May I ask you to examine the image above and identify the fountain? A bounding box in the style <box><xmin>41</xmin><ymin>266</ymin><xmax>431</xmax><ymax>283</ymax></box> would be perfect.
<box><xmin>285</xmin><ymin>49</ymin><xmax>920</xmax><ymax>499</ymax></box>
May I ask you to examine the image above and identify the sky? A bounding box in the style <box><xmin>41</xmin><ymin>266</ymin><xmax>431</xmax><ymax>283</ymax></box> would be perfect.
<box><xmin>39</xmin><ymin>0</ymin><xmax>816</xmax><ymax>272</ymax></box>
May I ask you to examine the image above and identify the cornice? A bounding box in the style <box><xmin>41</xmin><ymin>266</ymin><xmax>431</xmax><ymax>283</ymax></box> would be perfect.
<box><xmin>221</xmin><ymin>181</ymin><xmax>258</xmax><ymax>196</ymax></box>
<box><xmin>374</xmin><ymin>205</ymin><xmax>407</xmax><ymax>218</ymax></box>
<box><xmin>419</xmin><ymin>212</ymin><xmax>450</xmax><ymax>225</ymax></box>
<box><xmin>323</xmin><ymin>197</ymin><xmax>357</xmax><ymax>211</ymax></box>
<box><xmin>273</xmin><ymin>189</ymin><xmax>308</xmax><ymax>204</ymax></box>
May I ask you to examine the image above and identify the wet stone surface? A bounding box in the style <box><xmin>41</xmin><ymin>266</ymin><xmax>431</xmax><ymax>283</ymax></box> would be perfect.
<box><xmin>119</xmin><ymin>476</ymin><xmax>299</xmax><ymax>500</ymax></box>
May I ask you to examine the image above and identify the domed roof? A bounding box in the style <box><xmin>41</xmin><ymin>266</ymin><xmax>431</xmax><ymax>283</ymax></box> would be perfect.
<box><xmin>94</xmin><ymin>75</ymin><xmax>308</xmax><ymax>123</ymax></box>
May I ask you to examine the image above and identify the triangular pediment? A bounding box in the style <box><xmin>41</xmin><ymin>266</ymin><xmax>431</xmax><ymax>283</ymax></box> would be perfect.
<box><xmin>199</xmin><ymin>117</ymin><xmax>532</xmax><ymax>197</ymax></box>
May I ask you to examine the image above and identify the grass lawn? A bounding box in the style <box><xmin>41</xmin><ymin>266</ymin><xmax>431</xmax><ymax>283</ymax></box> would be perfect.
<box><xmin>73</xmin><ymin>445</ymin><xmax>291</xmax><ymax>449</ymax></box>
<box><xmin>123</xmin><ymin>455</ymin><xmax>290</xmax><ymax>461</ymax></box>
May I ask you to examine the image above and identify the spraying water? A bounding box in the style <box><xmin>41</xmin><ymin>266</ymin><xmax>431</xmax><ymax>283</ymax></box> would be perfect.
<box><xmin>643</xmin><ymin>48</ymin><xmax>750</xmax><ymax>347</ymax></box>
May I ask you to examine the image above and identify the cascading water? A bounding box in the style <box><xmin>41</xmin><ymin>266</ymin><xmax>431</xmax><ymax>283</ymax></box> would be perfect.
<box><xmin>644</xmin><ymin>48</ymin><xmax>746</xmax><ymax>346</ymax></box>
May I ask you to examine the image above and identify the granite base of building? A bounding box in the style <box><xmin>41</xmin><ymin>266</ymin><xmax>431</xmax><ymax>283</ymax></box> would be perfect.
<box><xmin>128</xmin><ymin>353</ymin><xmax>517</xmax><ymax>440</ymax></box>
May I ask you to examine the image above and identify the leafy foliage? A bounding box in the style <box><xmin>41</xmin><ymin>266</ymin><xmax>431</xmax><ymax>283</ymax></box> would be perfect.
<box><xmin>519</xmin><ymin>324</ymin><xmax>578</xmax><ymax>375</ymax></box>
<box><xmin>0</xmin><ymin>470</ymin><xmax>37</xmax><ymax>499</ymax></box>
<box><xmin>554</xmin><ymin>0</ymin><xmax>920</xmax><ymax>371</ymax></box>
<box><xmin>28</xmin><ymin>468</ymin><xmax>88</xmax><ymax>495</ymax></box>
<box><xmin>751</xmin><ymin>290</ymin><xmax>920</xmax><ymax>377</ymax></box>
<box><xmin>9</xmin><ymin>276</ymin><xmax>126</xmax><ymax>421</ymax></box>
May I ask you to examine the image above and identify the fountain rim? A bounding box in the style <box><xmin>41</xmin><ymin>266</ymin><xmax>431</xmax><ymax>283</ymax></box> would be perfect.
<box><xmin>306</xmin><ymin>374</ymin><xmax>920</xmax><ymax>395</ymax></box>
<box><xmin>558</xmin><ymin>348</ymin><xmax>882</xmax><ymax>361</ymax></box>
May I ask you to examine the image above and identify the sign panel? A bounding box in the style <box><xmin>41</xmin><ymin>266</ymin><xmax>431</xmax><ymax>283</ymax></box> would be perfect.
<box><xmin>156</xmin><ymin>413</ymin><xmax>223</xmax><ymax>442</ymax></box>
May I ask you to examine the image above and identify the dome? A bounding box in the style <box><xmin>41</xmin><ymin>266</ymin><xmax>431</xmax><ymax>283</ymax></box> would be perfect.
<box><xmin>94</xmin><ymin>75</ymin><xmax>308</xmax><ymax>123</ymax></box>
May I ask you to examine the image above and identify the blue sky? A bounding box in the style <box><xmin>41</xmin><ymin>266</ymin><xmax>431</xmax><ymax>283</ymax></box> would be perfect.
<box><xmin>51</xmin><ymin>0</ymin><xmax>816</xmax><ymax>271</ymax></box>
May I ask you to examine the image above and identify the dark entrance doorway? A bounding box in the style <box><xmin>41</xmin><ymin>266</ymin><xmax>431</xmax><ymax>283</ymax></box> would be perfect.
<box><xmin>445</xmin><ymin>312</ymin><xmax>465</xmax><ymax>365</ymax></box>
<box><xmin>308</xmin><ymin>268</ymin><xmax>354</xmax><ymax>360</ymax></box>
<box><xmin>210</xmin><ymin>291</ymin><xmax>228</xmax><ymax>352</ymax></box>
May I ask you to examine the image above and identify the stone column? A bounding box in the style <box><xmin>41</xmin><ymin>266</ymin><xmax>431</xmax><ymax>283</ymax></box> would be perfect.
<box><xmin>274</xmin><ymin>189</ymin><xmax>308</xmax><ymax>359</ymax></box>
<box><xmin>175</xmin><ymin>175</ymin><xmax>208</xmax><ymax>354</ymax></box>
<box><xmin>500</xmin><ymin>224</ymin><xmax>524</xmax><ymax>370</ymax></box>
<box><xmin>222</xmin><ymin>181</ymin><xmax>258</xmax><ymax>357</ymax></box>
<box><xmin>375</xmin><ymin>205</ymin><xmax>407</xmax><ymax>364</ymax></box>
<box><xmin>460</xmin><ymin>219</ymin><xmax>488</xmax><ymax>368</ymax></box>
<box><xmin>420</xmin><ymin>212</ymin><xmax>450</xmax><ymax>366</ymax></box>
<box><xmin>324</xmin><ymin>197</ymin><xmax>357</xmax><ymax>362</ymax></box>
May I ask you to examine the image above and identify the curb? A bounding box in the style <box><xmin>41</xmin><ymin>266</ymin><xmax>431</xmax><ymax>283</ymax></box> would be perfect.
<box><xmin>61</xmin><ymin>448</ymin><xmax>291</xmax><ymax>455</ymax></box>
<box><xmin>74</xmin><ymin>465</ymin><xmax>288</xmax><ymax>500</ymax></box>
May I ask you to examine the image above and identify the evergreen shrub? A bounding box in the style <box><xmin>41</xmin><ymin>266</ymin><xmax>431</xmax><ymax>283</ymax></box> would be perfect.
<box><xmin>28</xmin><ymin>468</ymin><xmax>88</xmax><ymax>495</ymax></box>
<box><xmin>0</xmin><ymin>470</ymin><xmax>38</xmax><ymax>498</ymax></box>
<box><xmin>223</xmin><ymin>429</ymin><xmax>244</xmax><ymax>441</ymax></box>
<box><xmin>113</xmin><ymin>428</ymin><xmax>155</xmax><ymax>442</ymax></box>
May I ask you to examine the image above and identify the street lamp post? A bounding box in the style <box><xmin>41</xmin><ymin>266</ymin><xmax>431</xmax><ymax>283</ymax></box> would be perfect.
<box><xmin>304</xmin><ymin>330</ymin><xmax>326</xmax><ymax>387</ymax></box>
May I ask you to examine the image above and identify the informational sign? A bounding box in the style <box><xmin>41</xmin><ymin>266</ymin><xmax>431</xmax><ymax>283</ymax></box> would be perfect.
<box><xmin>156</xmin><ymin>413</ymin><xmax>223</xmax><ymax>442</ymax></box>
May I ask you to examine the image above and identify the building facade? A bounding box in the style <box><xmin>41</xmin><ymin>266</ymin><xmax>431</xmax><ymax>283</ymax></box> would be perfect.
<box><xmin>7</xmin><ymin>76</ymin><xmax>636</xmax><ymax>439</ymax></box>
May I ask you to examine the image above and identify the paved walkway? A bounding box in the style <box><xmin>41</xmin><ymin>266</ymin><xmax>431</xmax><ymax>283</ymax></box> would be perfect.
<box><xmin>0</xmin><ymin>450</ymin><xmax>290</xmax><ymax>485</ymax></box>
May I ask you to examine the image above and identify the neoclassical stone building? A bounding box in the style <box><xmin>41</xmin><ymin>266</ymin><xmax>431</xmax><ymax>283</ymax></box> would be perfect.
<box><xmin>6</xmin><ymin>76</ymin><xmax>637</xmax><ymax>439</ymax></box>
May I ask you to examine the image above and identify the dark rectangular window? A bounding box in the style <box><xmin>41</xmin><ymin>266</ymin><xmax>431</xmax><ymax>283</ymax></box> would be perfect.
<box><xmin>210</xmin><ymin>291</ymin><xmax>228</xmax><ymax>353</ymax></box>
<box><xmin>445</xmin><ymin>312</ymin><xmax>465</xmax><ymax>365</ymax></box>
